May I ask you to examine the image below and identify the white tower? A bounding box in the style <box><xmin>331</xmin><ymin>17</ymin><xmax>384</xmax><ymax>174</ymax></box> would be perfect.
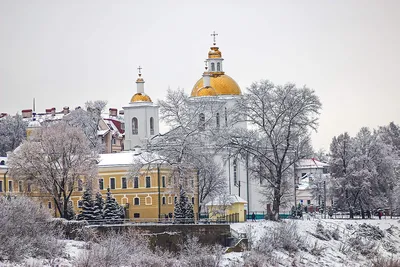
<box><xmin>123</xmin><ymin>67</ymin><xmax>159</xmax><ymax>150</ymax></box>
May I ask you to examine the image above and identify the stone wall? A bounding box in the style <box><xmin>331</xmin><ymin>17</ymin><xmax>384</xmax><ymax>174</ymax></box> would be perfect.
<box><xmin>91</xmin><ymin>224</ymin><xmax>231</xmax><ymax>251</ymax></box>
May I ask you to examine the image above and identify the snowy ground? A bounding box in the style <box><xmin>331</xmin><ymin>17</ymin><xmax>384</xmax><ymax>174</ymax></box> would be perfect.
<box><xmin>223</xmin><ymin>218</ymin><xmax>400</xmax><ymax>267</ymax></box>
<box><xmin>5</xmin><ymin>219</ymin><xmax>400</xmax><ymax>266</ymax></box>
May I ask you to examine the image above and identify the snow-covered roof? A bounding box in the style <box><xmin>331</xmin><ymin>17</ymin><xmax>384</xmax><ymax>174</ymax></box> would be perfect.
<box><xmin>205</xmin><ymin>194</ymin><xmax>247</xmax><ymax>206</ymax></box>
<box><xmin>296</xmin><ymin>158</ymin><xmax>329</xmax><ymax>170</ymax></box>
<box><xmin>98</xmin><ymin>151</ymin><xmax>164</xmax><ymax>167</ymax></box>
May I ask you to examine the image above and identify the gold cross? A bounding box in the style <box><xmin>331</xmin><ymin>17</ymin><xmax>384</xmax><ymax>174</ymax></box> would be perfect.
<box><xmin>137</xmin><ymin>66</ymin><xmax>142</xmax><ymax>74</ymax></box>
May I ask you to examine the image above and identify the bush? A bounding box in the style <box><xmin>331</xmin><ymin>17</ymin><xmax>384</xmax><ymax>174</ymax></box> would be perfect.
<box><xmin>178</xmin><ymin>236</ymin><xmax>224</xmax><ymax>267</ymax></box>
<box><xmin>0</xmin><ymin>196</ymin><xmax>64</xmax><ymax>263</ymax></box>
<box><xmin>371</xmin><ymin>257</ymin><xmax>400</xmax><ymax>267</ymax></box>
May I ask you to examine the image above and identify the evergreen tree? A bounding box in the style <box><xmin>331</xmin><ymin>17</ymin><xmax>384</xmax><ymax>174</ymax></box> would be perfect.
<box><xmin>174</xmin><ymin>185</ymin><xmax>194</xmax><ymax>223</ymax></box>
<box><xmin>103</xmin><ymin>188</ymin><xmax>121</xmax><ymax>223</ymax></box>
<box><xmin>79</xmin><ymin>187</ymin><xmax>96</xmax><ymax>222</ymax></box>
<box><xmin>185</xmin><ymin>199</ymin><xmax>195</xmax><ymax>224</ymax></box>
<box><xmin>93</xmin><ymin>191</ymin><xmax>104</xmax><ymax>221</ymax></box>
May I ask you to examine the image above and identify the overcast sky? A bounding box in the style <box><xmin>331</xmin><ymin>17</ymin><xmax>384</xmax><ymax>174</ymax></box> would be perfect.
<box><xmin>1</xmin><ymin>0</ymin><xmax>399</xmax><ymax>151</ymax></box>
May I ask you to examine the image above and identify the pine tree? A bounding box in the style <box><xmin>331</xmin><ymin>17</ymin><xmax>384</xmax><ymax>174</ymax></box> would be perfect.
<box><xmin>93</xmin><ymin>191</ymin><xmax>104</xmax><ymax>221</ymax></box>
<box><xmin>79</xmin><ymin>187</ymin><xmax>96</xmax><ymax>222</ymax></box>
<box><xmin>185</xmin><ymin>199</ymin><xmax>195</xmax><ymax>224</ymax></box>
<box><xmin>103</xmin><ymin>188</ymin><xmax>121</xmax><ymax>223</ymax></box>
<box><xmin>174</xmin><ymin>185</ymin><xmax>191</xmax><ymax>223</ymax></box>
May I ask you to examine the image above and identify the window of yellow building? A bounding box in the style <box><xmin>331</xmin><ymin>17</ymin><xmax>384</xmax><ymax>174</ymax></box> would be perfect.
<box><xmin>134</xmin><ymin>177</ymin><xmax>139</xmax><ymax>188</ymax></box>
<box><xmin>162</xmin><ymin>176</ymin><xmax>166</xmax><ymax>188</ymax></box>
<box><xmin>99</xmin><ymin>178</ymin><xmax>104</xmax><ymax>190</ymax></box>
<box><xmin>134</xmin><ymin>197</ymin><xmax>140</xmax><ymax>205</ymax></box>
<box><xmin>110</xmin><ymin>177</ymin><xmax>116</xmax><ymax>189</ymax></box>
<box><xmin>145</xmin><ymin>176</ymin><xmax>151</xmax><ymax>188</ymax></box>
<box><xmin>78</xmin><ymin>200</ymin><xmax>83</xmax><ymax>208</ymax></box>
<box><xmin>8</xmin><ymin>181</ymin><xmax>12</xmax><ymax>192</ymax></box>
<box><xmin>48</xmin><ymin>201</ymin><xmax>52</xmax><ymax>209</ymax></box>
<box><xmin>145</xmin><ymin>196</ymin><xmax>152</xmax><ymax>205</ymax></box>
<box><xmin>18</xmin><ymin>181</ymin><xmax>23</xmax><ymax>192</ymax></box>
<box><xmin>168</xmin><ymin>196</ymin><xmax>172</xmax><ymax>204</ymax></box>
<box><xmin>78</xmin><ymin>179</ymin><xmax>83</xmax><ymax>191</ymax></box>
<box><xmin>162</xmin><ymin>196</ymin><xmax>166</xmax><ymax>205</ymax></box>
<box><xmin>0</xmin><ymin>181</ymin><xmax>3</xmax><ymax>192</ymax></box>
<box><xmin>134</xmin><ymin>213</ymin><xmax>140</xmax><ymax>218</ymax></box>
<box><xmin>122</xmin><ymin>177</ymin><xmax>127</xmax><ymax>189</ymax></box>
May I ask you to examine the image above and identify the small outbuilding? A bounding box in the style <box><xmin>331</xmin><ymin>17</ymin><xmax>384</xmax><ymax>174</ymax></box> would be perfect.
<box><xmin>205</xmin><ymin>195</ymin><xmax>247</xmax><ymax>222</ymax></box>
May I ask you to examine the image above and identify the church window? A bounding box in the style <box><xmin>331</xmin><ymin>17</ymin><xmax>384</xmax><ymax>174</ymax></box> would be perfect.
<box><xmin>132</xmin><ymin>117</ymin><xmax>138</xmax><ymax>135</ymax></box>
<box><xmin>146</xmin><ymin>176</ymin><xmax>151</xmax><ymax>188</ymax></box>
<box><xmin>122</xmin><ymin>177</ymin><xmax>127</xmax><ymax>189</ymax></box>
<box><xmin>150</xmin><ymin>117</ymin><xmax>154</xmax><ymax>135</ymax></box>
<box><xmin>211</xmin><ymin>62</ymin><xmax>215</xmax><ymax>71</ymax></box>
<box><xmin>199</xmin><ymin>113</ymin><xmax>205</xmax><ymax>131</ymax></box>
<box><xmin>110</xmin><ymin>177</ymin><xmax>116</xmax><ymax>189</ymax></box>
<box><xmin>145</xmin><ymin>196</ymin><xmax>152</xmax><ymax>205</ymax></box>
<box><xmin>134</xmin><ymin>177</ymin><xmax>139</xmax><ymax>188</ymax></box>
<box><xmin>134</xmin><ymin>197</ymin><xmax>140</xmax><ymax>205</ymax></box>
<box><xmin>216</xmin><ymin>113</ymin><xmax>220</xmax><ymax>129</ymax></box>
<box><xmin>217</xmin><ymin>62</ymin><xmax>221</xmax><ymax>71</ymax></box>
<box><xmin>224</xmin><ymin>107</ymin><xmax>228</xmax><ymax>126</ymax></box>
<box><xmin>233</xmin><ymin>159</ymin><xmax>238</xmax><ymax>185</ymax></box>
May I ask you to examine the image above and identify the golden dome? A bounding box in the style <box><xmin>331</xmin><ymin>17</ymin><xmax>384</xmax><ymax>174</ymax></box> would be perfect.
<box><xmin>130</xmin><ymin>93</ymin><xmax>152</xmax><ymax>103</ymax></box>
<box><xmin>208</xmin><ymin>47</ymin><xmax>222</xmax><ymax>58</ymax></box>
<box><xmin>196</xmin><ymin>86</ymin><xmax>217</xmax><ymax>97</ymax></box>
<box><xmin>191</xmin><ymin>74</ymin><xmax>241</xmax><ymax>97</ymax></box>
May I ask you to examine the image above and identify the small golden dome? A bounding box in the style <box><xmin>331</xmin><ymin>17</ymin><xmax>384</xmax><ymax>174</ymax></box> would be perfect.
<box><xmin>136</xmin><ymin>77</ymin><xmax>144</xmax><ymax>82</ymax></box>
<box><xmin>208</xmin><ymin>47</ymin><xmax>222</xmax><ymax>58</ymax></box>
<box><xmin>130</xmin><ymin>93</ymin><xmax>152</xmax><ymax>103</ymax></box>
<box><xmin>196</xmin><ymin>86</ymin><xmax>217</xmax><ymax>97</ymax></box>
<box><xmin>191</xmin><ymin>74</ymin><xmax>241</xmax><ymax>97</ymax></box>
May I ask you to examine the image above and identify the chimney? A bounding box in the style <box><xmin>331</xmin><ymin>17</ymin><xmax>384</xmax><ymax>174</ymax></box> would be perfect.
<box><xmin>119</xmin><ymin>110</ymin><xmax>124</xmax><ymax>115</ymax></box>
<box><xmin>22</xmin><ymin>109</ymin><xmax>33</xmax><ymax>118</ymax></box>
<box><xmin>63</xmin><ymin>106</ymin><xmax>70</xmax><ymax>115</ymax></box>
<box><xmin>0</xmin><ymin>113</ymin><xmax>7</xmax><ymax>118</ymax></box>
<box><xmin>45</xmin><ymin>108</ymin><xmax>52</xmax><ymax>114</ymax></box>
<box><xmin>109</xmin><ymin>108</ymin><xmax>118</xmax><ymax>117</ymax></box>
<box><xmin>51</xmin><ymin>107</ymin><xmax>56</xmax><ymax>116</ymax></box>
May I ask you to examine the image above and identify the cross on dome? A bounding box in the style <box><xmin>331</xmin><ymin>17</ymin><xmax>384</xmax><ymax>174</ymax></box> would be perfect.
<box><xmin>137</xmin><ymin>66</ymin><xmax>142</xmax><ymax>76</ymax></box>
<box><xmin>211</xmin><ymin>31</ymin><xmax>218</xmax><ymax>45</ymax></box>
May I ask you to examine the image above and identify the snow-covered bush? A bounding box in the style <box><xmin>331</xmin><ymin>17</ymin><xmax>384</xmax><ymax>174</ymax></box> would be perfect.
<box><xmin>0</xmin><ymin>196</ymin><xmax>64</xmax><ymax>263</ymax></box>
<box><xmin>178</xmin><ymin>236</ymin><xmax>224</xmax><ymax>267</ymax></box>
<box><xmin>372</xmin><ymin>257</ymin><xmax>400</xmax><ymax>267</ymax></box>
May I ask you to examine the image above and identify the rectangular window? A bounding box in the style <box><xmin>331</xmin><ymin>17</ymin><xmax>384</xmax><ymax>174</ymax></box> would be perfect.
<box><xmin>99</xmin><ymin>178</ymin><xmax>104</xmax><ymax>190</ymax></box>
<box><xmin>0</xmin><ymin>181</ymin><xmax>2</xmax><ymax>192</ymax></box>
<box><xmin>323</xmin><ymin>168</ymin><xmax>328</xmax><ymax>174</ymax></box>
<box><xmin>301</xmin><ymin>173</ymin><xmax>307</xmax><ymax>178</ymax></box>
<box><xmin>78</xmin><ymin>179</ymin><xmax>83</xmax><ymax>191</ymax></box>
<box><xmin>168</xmin><ymin>196</ymin><xmax>172</xmax><ymax>204</ymax></box>
<box><xmin>134</xmin><ymin>197</ymin><xmax>140</xmax><ymax>205</ymax></box>
<box><xmin>192</xmin><ymin>197</ymin><xmax>195</xmax><ymax>204</ymax></box>
<box><xmin>122</xmin><ymin>177</ymin><xmax>127</xmax><ymax>189</ymax></box>
<box><xmin>78</xmin><ymin>200</ymin><xmax>83</xmax><ymax>208</ymax></box>
<box><xmin>168</xmin><ymin>176</ymin><xmax>172</xmax><ymax>186</ymax></box>
<box><xmin>27</xmin><ymin>183</ymin><xmax>32</xmax><ymax>192</ymax></box>
<box><xmin>134</xmin><ymin>213</ymin><xmax>140</xmax><ymax>218</ymax></box>
<box><xmin>48</xmin><ymin>201</ymin><xmax>52</xmax><ymax>209</ymax></box>
<box><xmin>134</xmin><ymin>177</ymin><xmax>139</xmax><ymax>188</ymax></box>
<box><xmin>307</xmin><ymin>200</ymin><xmax>311</xmax><ymax>205</ymax></box>
<box><xmin>18</xmin><ymin>181</ymin><xmax>23</xmax><ymax>192</ymax></box>
<box><xmin>174</xmin><ymin>196</ymin><xmax>177</xmax><ymax>204</ymax></box>
<box><xmin>110</xmin><ymin>178</ymin><xmax>116</xmax><ymax>189</ymax></box>
<box><xmin>112</xmin><ymin>138</ymin><xmax>116</xmax><ymax>145</ymax></box>
<box><xmin>162</xmin><ymin>196</ymin><xmax>166</xmax><ymax>205</ymax></box>
<box><xmin>162</xmin><ymin>176</ymin><xmax>166</xmax><ymax>188</ymax></box>
<box><xmin>8</xmin><ymin>181</ymin><xmax>12</xmax><ymax>192</ymax></box>
<box><xmin>146</xmin><ymin>176</ymin><xmax>151</xmax><ymax>188</ymax></box>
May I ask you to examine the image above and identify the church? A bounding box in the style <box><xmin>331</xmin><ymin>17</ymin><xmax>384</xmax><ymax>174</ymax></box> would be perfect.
<box><xmin>121</xmin><ymin>32</ymin><xmax>265</xmax><ymax>215</ymax></box>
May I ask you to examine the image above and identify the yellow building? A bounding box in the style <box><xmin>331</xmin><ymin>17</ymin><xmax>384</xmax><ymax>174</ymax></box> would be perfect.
<box><xmin>0</xmin><ymin>152</ymin><xmax>199</xmax><ymax>222</ymax></box>
<box><xmin>206</xmin><ymin>195</ymin><xmax>247</xmax><ymax>222</ymax></box>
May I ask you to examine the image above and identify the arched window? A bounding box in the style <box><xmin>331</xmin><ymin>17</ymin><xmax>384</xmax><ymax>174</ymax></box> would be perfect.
<box><xmin>211</xmin><ymin>62</ymin><xmax>215</xmax><ymax>71</ymax></box>
<box><xmin>199</xmin><ymin>113</ymin><xmax>205</xmax><ymax>131</ymax></box>
<box><xmin>132</xmin><ymin>117</ymin><xmax>138</xmax><ymax>135</ymax></box>
<box><xmin>78</xmin><ymin>179</ymin><xmax>83</xmax><ymax>191</ymax></box>
<box><xmin>233</xmin><ymin>159</ymin><xmax>238</xmax><ymax>185</ymax></box>
<box><xmin>216</xmin><ymin>113</ymin><xmax>220</xmax><ymax>129</ymax></box>
<box><xmin>134</xmin><ymin>197</ymin><xmax>140</xmax><ymax>205</ymax></box>
<box><xmin>150</xmin><ymin>117</ymin><xmax>154</xmax><ymax>135</ymax></box>
<box><xmin>217</xmin><ymin>62</ymin><xmax>221</xmax><ymax>71</ymax></box>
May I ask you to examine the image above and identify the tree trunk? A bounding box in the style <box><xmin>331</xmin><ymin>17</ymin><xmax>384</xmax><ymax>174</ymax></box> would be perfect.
<box><xmin>270</xmin><ymin>186</ymin><xmax>281</xmax><ymax>221</ymax></box>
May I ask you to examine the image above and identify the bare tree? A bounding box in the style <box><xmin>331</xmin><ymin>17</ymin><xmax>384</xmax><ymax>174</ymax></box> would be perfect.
<box><xmin>63</xmin><ymin>100</ymin><xmax>107</xmax><ymax>153</ymax></box>
<box><xmin>8</xmin><ymin>121</ymin><xmax>98</xmax><ymax>219</ymax></box>
<box><xmin>0</xmin><ymin>114</ymin><xmax>27</xmax><ymax>156</ymax></box>
<box><xmin>226</xmin><ymin>80</ymin><xmax>321</xmax><ymax>220</ymax></box>
<box><xmin>137</xmin><ymin>88</ymin><xmax>227</xmax><ymax>209</ymax></box>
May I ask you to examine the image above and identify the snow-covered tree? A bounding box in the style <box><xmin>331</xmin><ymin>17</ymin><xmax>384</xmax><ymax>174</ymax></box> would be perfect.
<box><xmin>93</xmin><ymin>191</ymin><xmax>105</xmax><ymax>221</ymax></box>
<box><xmin>8</xmin><ymin>121</ymin><xmax>98</xmax><ymax>219</ymax></box>
<box><xmin>103</xmin><ymin>188</ymin><xmax>122</xmax><ymax>223</ymax></box>
<box><xmin>330</xmin><ymin>128</ymin><xmax>397</xmax><ymax>215</ymax></box>
<box><xmin>0</xmin><ymin>114</ymin><xmax>27</xmax><ymax>156</ymax></box>
<box><xmin>63</xmin><ymin>100</ymin><xmax>107</xmax><ymax>153</ymax></box>
<box><xmin>226</xmin><ymin>80</ymin><xmax>321</xmax><ymax>220</ymax></box>
<box><xmin>78</xmin><ymin>187</ymin><xmax>96</xmax><ymax>222</ymax></box>
<box><xmin>174</xmin><ymin>185</ymin><xmax>194</xmax><ymax>223</ymax></box>
<box><xmin>66</xmin><ymin>201</ymin><xmax>76</xmax><ymax>220</ymax></box>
